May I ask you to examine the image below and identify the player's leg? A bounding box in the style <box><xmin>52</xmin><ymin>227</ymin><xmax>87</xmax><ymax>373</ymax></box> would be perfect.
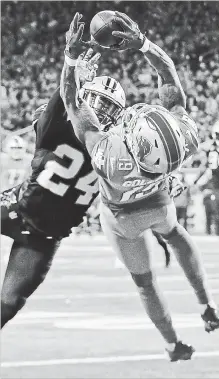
<box><xmin>205</xmin><ymin>208</ymin><xmax>212</xmax><ymax>235</ymax></box>
<box><xmin>100</xmin><ymin>202</ymin><xmax>180</xmax><ymax>347</ymax></box>
<box><xmin>1</xmin><ymin>235</ymin><xmax>60</xmax><ymax>328</ymax></box>
<box><xmin>1</xmin><ymin>186</ymin><xmax>61</xmax><ymax>327</ymax></box>
<box><xmin>152</xmin><ymin>201</ymin><xmax>219</xmax><ymax>332</ymax></box>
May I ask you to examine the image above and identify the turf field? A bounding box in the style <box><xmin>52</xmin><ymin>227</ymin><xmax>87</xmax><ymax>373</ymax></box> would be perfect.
<box><xmin>1</xmin><ymin>233</ymin><xmax>219</xmax><ymax>379</ymax></box>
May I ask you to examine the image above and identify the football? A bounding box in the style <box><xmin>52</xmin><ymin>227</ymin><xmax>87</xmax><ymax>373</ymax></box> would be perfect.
<box><xmin>90</xmin><ymin>10</ymin><xmax>124</xmax><ymax>48</ymax></box>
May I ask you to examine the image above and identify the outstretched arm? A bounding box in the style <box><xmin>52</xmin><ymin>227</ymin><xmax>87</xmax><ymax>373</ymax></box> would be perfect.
<box><xmin>111</xmin><ymin>12</ymin><xmax>186</xmax><ymax>110</ymax></box>
<box><xmin>61</xmin><ymin>60</ymin><xmax>102</xmax><ymax>154</ymax></box>
<box><xmin>60</xmin><ymin>14</ymin><xmax>103</xmax><ymax>155</ymax></box>
<box><xmin>141</xmin><ymin>42</ymin><xmax>186</xmax><ymax>110</ymax></box>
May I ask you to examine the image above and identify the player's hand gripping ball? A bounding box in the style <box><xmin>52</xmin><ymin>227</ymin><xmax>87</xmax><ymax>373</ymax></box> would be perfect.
<box><xmin>90</xmin><ymin>11</ymin><xmax>145</xmax><ymax>51</ymax></box>
<box><xmin>90</xmin><ymin>10</ymin><xmax>125</xmax><ymax>48</ymax></box>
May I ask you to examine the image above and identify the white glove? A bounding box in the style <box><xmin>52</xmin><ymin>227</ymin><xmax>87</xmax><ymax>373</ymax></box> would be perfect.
<box><xmin>74</xmin><ymin>48</ymin><xmax>100</xmax><ymax>89</ymax></box>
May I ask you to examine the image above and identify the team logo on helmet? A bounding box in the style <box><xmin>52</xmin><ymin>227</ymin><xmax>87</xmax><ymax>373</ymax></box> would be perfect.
<box><xmin>124</xmin><ymin>104</ymin><xmax>186</xmax><ymax>175</ymax></box>
<box><xmin>137</xmin><ymin>136</ymin><xmax>152</xmax><ymax>158</ymax></box>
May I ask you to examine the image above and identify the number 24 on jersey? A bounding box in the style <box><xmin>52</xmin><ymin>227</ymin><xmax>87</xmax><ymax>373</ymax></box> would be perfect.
<box><xmin>37</xmin><ymin>144</ymin><xmax>98</xmax><ymax>205</ymax></box>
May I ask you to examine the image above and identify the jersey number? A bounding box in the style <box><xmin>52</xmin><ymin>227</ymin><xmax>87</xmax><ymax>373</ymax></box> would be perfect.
<box><xmin>37</xmin><ymin>144</ymin><xmax>98</xmax><ymax>205</ymax></box>
<box><xmin>121</xmin><ymin>181</ymin><xmax>159</xmax><ymax>202</ymax></box>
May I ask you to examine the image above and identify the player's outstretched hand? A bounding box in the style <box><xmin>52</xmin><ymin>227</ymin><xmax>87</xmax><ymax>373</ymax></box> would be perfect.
<box><xmin>75</xmin><ymin>48</ymin><xmax>101</xmax><ymax>89</ymax></box>
<box><xmin>65</xmin><ymin>12</ymin><xmax>88</xmax><ymax>59</ymax></box>
<box><xmin>111</xmin><ymin>11</ymin><xmax>145</xmax><ymax>51</ymax></box>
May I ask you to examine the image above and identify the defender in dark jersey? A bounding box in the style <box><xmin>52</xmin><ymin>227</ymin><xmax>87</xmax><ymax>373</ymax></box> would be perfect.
<box><xmin>1</xmin><ymin>50</ymin><xmax>127</xmax><ymax>328</ymax></box>
<box><xmin>18</xmin><ymin>88</ymin><xmax>99</xmax><ymax>238</ymax></box>
<box><xmin>1</xmin><ymin>10</ymin><xmax>130</xmax><ymax>329</ymax></box>
<box><xmin>1</xmin><ymin>88</ymin><xmax>100</xmax><ymax>327</ymax></box>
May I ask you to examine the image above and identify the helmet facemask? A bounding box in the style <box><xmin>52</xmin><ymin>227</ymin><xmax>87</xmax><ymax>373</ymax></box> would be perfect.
<box><xmin>80</xmin><ymin>76</ymin><xmax>126</xmax><ymax>131</ymax></box>
<box><xmin>82</xmin><ymin>90</ymin><xmax>123</xmax><ymax>130</ymax></box>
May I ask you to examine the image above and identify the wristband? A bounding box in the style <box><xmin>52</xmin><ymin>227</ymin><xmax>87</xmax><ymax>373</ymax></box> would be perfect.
<box><xmin>139</xmin><ymin>37</ymin><xmax>150</xmax><ymax>53</ymax></box>
<box><xmin>64</xmin><ymin>51</ymin><xmax>76</xmax><ymax>67</ymax></box>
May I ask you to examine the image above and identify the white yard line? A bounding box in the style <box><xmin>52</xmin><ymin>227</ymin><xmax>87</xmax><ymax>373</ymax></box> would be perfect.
<box><xmin>63</xmin><ymin>235</ymin><xmax>219</xmax><ymax>242</ymax></box>
<box><xmin>2</xmin><ymin>351</ymin><xmax>219</xmax><ymax>368</ymax></box>
<box><xmin>8</xmin><ymin>312</ymin><xmax>218</xmax><ymax>330</ymax></box>
<box><xmin>30</xmin><ymin>288</ymin><xmax>219</xmax><ymax>300</ymax></box>
<box><xmin>54</xmin><ymin>275</ymin><xmax>219</xmax><ymax>283</ymax></box>
<box><xmin>53</xmin><ymin>259</ymin><xmax>219</xmax><ymax>269</ymax></box>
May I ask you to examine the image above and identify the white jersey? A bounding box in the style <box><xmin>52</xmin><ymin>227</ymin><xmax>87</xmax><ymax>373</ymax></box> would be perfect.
<box><xmin>92</xmin><ymin>125</ymin><xmax>170</xmax><ymax>210</ymax></box>
<box><xmin>91</xmin><ymin>106</ymin><xmax>199</xmax><ymax>211</ymax></box>
<box><xmin>1</xmin><ymin>152</ymin><xmax>33</xmax><ymax>191</ymax></box>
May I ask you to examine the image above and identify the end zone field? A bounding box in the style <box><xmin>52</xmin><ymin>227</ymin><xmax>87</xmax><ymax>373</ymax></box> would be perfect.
<box><xmin>1</xmin><ymin>234</ymin><xmax>219</xmax><ymax>379</ymax></box>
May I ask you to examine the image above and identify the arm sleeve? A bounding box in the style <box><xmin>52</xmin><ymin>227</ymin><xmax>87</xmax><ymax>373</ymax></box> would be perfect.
<box><xmin>91</xmin><ymin>132</ymin><xmax>128</xmax><ymax>185</ymax></box>
<box><xmin>91</xmin><ymin>131</ymin><xmax>123</xmax><ymax>182</ymax></box>
<box><xmin>91</xmin><ymin>135</ymin><xmax>111</xmax><ymax>179</ymax></box>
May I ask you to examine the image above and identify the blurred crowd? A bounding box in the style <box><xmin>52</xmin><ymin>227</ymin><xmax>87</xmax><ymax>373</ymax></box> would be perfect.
<box><xmin>1</xmin><ymin>1</ymin><xmax>219</xmax><ymax>234</ymax></box>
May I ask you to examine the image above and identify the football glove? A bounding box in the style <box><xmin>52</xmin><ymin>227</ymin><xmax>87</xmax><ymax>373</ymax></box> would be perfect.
<box><xmin>111</xmin><ymin>11</ymin><xmax>145</xmax><ymax>51</ymax></box>
<box><xmin>74</xmin><ymin>48</ymin><xmax>100</xmax><ymax>89</ymax></box>
<box><xmin>74</xmin><ymin>48</ymin><xmax>100</xmax><ymax>107</ymax></box>
<box><xmin>65</xmin><ymin>13</ymin><xmax>87</xmax><ymax>59</ymax></box>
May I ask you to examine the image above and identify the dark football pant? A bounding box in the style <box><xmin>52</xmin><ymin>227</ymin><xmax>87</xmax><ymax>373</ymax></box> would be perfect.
<box><xmin>1</xmin><ymin>188</ymin><xmax>60</xmax><ymax>328</ymax></box>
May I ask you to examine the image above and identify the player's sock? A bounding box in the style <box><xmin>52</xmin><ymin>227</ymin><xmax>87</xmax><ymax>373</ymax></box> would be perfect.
<box><xmin>162</xmin><ymin>223</ymin><xmax>213</xmax><ymax>305</ymax></box>
<box><xmin>166</xmin><ymin>342</ymin><xmax>177</xmax><ymax>352</ymax></box>
<box><xmin>131</xmin><ymin>271</ymin><xmax>178</xmax><ymax>344</ymax></box>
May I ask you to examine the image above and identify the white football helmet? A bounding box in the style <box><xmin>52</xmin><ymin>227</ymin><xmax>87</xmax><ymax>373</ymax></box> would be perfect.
<box><xmin>4</xmin><ymin>135</ymin><xmax>27</xmax><ymax>160</ymax></box>
<box><xmin>123</xmin><ymin>103</ymin><xmax>185</xmax><ymax>174</ymax></box>
<box><xmin>80</xmin><ymin>76</ymin><xmax>126</xmax><ymax>130</ymax></box>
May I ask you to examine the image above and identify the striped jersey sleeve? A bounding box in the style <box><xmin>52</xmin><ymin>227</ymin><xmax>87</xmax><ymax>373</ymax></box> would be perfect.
<box><xmin>91</xmin><ymin>135</ymin><xmax>112</xmax><ymax>179</ymax></box>
<box><xmin>91</xmin><ymin>131</ymin><xmax>125</xmax><ymax>182</ymax></box>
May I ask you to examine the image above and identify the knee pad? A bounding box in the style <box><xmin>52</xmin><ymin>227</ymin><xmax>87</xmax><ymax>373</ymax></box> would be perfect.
<box><xmin>131</xmin><ymin>271</ymin><xmax>154</xmax><ymax>288</ymax></box>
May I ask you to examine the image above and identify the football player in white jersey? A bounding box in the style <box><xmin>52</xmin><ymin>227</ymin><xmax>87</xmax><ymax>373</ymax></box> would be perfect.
<box><xmin>1</xmin><ymin>136</ymin><xmax>32</xmax><ymax>191</ymax></box>
<box><xmin>60</xmin><ymin>13</ymin><xmax>219</xmax><ymax>361</ymax></box>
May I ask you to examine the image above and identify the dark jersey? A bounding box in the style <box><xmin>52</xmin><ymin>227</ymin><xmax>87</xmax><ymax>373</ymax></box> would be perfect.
<box><xmin>18</xmin><ymin>88</ymin><xmax>99</xmax><ymax>238</ymax></box>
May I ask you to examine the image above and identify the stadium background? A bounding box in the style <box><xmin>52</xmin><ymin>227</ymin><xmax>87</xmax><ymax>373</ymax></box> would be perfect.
<box><xmin>1</xmin><ymin>2</ymin><xmax>219</xmax><ymax>378</ymax></box>
<box><xmin>1</xmin><ymin>1</ymin><xmax>219</xmax><ymax>234</ymax></box>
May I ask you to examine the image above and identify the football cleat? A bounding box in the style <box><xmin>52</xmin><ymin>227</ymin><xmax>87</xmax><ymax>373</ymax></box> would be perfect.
<box><xmin>201</xmin><ymin>305</ymin><xmax>219</xmax><ymax>333</ymax></box>
<box><xmin>166</xmin><ymin>341</ymin><xmax>195</xmax><ymax>362</ymax></box>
